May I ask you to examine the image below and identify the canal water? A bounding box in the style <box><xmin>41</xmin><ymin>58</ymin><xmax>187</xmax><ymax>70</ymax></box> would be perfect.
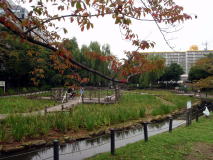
<box><xmin>0</xmin><ymin>120</ymin><xmax>185</xmax><ymax>160</ymax></box>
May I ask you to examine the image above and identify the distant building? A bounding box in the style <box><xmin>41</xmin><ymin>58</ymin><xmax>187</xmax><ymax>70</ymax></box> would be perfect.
<box><xmin>0</xmin><ymin>0</ymin><xmax>28</xmax><ymax>19</ymax></box>
<box><xmin>145</xmin><ymin>50</ymin><xmax>213</xmax><ymax>75</ymax></box>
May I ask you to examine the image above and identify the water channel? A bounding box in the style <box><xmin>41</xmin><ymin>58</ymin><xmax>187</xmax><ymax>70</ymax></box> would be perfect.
<box><xmin>0</xmin><ymin>119</ymin><xmax>185</xmax><ymax>160</ymax></box>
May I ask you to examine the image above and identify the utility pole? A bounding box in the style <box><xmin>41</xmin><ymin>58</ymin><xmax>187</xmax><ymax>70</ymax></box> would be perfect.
<box><xmin>202</xmin><ymin>41</ymin><xmax>208</xmax><ymax>51</ymax></box>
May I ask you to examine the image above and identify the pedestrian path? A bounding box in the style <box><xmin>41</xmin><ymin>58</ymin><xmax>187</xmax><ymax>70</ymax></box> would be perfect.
<box><xmin>0</xmin><ymin>97</ymin><xmax>81</xmax><ymax>120</ymax></box>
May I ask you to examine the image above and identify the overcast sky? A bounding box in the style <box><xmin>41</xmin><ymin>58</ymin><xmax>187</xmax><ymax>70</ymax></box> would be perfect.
<box><xmin>18</xmin><ymin>0</ymin><xmax>213</xmax><ymax>59</ymax></box>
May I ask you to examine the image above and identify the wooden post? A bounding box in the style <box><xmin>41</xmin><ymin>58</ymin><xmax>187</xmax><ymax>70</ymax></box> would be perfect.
<box><xmin>169</xmin><ymin>117</ymin><xmax>173</xmax><ymax>133</ymax></box>
<box><xmin>143</xmin><ymin>122</ymin><xmax>148</xmax><ymax>142</ymax></box>
<box><xmin>98</xmin><ymin>88</ymin><xmax>100</xmax><ymax>103</ymax></box>
<box><xmin>89</xmin><ymin>90</ymin><xmax>92</xmax><ymax>100</ymax></box>
<box><xmin>61</xmin><ymin>104</ymin><xmax>64</xmax><ymax>111</ymax></box>
<box><xmin>196</xmin><ymin>109</ymin><xmax>199</xmax><ymax>122</ymax></box>
<box><xmin>82</xmin><ymin>94</ymin><xmax>84</xmax><ymax>103</ymax></box>
<box><xmin>114</xmin><ymin>87</ymin><xmax>117</xmax><ymax>101</ymax></box>
<box><xmin>53</xmin><ymin>140</ymin><xmax>59</xmax><ymax>160</ymax></box>
<box><xmin>66</xmin><ymin>92</ymin><xmax>68</xmax><ymax>102</ymax></box>
<box><xmin>186</xmin><ymin>110</ymin><xmax>190</xmax><ymax>126</ymax></box>
<box><xmin>189</xmin><ymin>109</ymin><xmax>192</xmax><ymax>125</ymax></box>
<box><xmin>110</xmin><ymin>129</ymin><xmax>115</xmax><ymax>155</ymax></box>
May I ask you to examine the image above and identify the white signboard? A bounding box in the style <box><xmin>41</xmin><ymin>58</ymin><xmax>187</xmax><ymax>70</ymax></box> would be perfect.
<box><xmin>0</xmin><ymin>81</ymin><xmax>5</xmax><ymax>93</ymax></box>
<box><xmin>0</xmin><ymin>81</ymin><xmax>5</xmax><ymax>87</ymax></box>
<box><xmin>187</xmin><ymin>101</ymin><xmax>192</xmax><ymax>109</ymax></box>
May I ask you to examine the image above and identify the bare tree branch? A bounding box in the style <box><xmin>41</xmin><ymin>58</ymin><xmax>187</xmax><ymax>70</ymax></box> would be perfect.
<box><xmin>140</xmin><ymin>0</ymin><xmax>178</xmax><ymax>51</ymax></box>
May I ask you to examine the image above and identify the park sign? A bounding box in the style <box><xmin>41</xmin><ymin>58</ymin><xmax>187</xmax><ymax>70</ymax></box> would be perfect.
<box><xmin>187</xmin><ymin>100</ymin><xmax>192</xmax><ymax>109</ymax></box>
<box><xmin>0</xmin><ymin>81</ymin><xmax>5</xmax><ymax>87</ymax></box>
<box><xmin>0</xmin><ymin>81</ymin><xmax>5</xmax><ymax>93</ymax></box>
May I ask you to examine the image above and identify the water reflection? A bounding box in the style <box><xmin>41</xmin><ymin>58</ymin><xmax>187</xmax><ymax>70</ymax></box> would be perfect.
<box><xmin>0</xmin><ymin>120</ymin><xmax>185</xmax><ymax>160</ymax></box>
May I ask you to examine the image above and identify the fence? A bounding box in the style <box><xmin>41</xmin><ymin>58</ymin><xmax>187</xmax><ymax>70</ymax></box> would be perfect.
<box><xmin>81</xmin><ymin>87</ymin><xmax>121</xmax><ymax>104</ymax></box>
<box><xmin>0</xmin><ymin>106</ymin><xmax>208</xmax><ymax>160</ymax></box>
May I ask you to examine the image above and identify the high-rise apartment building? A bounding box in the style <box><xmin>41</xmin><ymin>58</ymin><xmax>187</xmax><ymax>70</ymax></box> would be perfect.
<box><xmin>145</xmin><ymin>50</ymin><xmax>213</xmax><ymax>74</ymax></box>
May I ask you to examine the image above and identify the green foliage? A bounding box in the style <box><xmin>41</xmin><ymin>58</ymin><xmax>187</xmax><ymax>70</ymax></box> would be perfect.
<box><xmin>129</xmin><ymin>55</ymin><xmax>165</xmax><ymax>87</ymax></box>
<box><xmin>0</xmin><ymin>96</ymin><xmax>57</xmax><ymax>114</ymax></box>
<box><xmin>188</xmin><ymin>66</ymin><xmax>210</xmax><ymax>81</ymax></box>
<box><xmin>22</xmin><ymin>87</ymin><xmax>28</xmax><ymax>93</ymax></box>
<box><xmin>0</xmin><ymin>91</ymin><xmax>195</xmax><ymax>141</ymax></box>
<box><xmin>88</xmin><ymin>116</ymin><xmax>213</xmax><ymax>160</ymax></box>
<box><xmin>151</xmin><ymin>104</ymin><xmax>174</xmax><ymax>116</ymax></box>
<box><xmin>0</xmin><ymin>125</ymin><xmax>6</xmax><ymax>141</ymax></box>
<box><xmin>0</xmin><ymin>88</ymin><xmax>4</xmax><ymax>96</ymax></box>
<box><xmin>139</xmin><ymin>107</ymin><xmax>146</xmax><ymax>117</ymax></box>
<box><xmin>188</xmin><ymin>55</ymin><xmax>213</xmax><ymax>82</ymax></box>
<box><xmin>7</xmin><ymin>88</ymin><xmax>16</xmax><ymax>95</ymax></box>
<box><xmin>160</xmin><ymin>63</ymin><xmax>184</xmax><ymax>81</ymax></box>
<box><xmin>40</xmin><ymin>85</ymin><xmax>52</xmax><ymax>90</ymax></box>
<box><xmin>6</xmin><ymin>115</ymin><xmax>51</xmax><ymax>141</ymax></box>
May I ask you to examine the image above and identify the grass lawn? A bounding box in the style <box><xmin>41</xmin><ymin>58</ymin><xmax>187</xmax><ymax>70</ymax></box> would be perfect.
<box><xmin>88</xmin><ymin>115</ymin><xmax>213</xmax><ymax>160</ymax></box>
<box><xmin>0</xmin><ymin>91</ymin><xmax>197</xmax><ymax>142</ymax></box>
<box><xmin>34</xmin><ymin>91</ymin><xmax>53</xmax><ymax>97</ymax></box>
<box><xmin>0</xmin><ymin>96</ymin><xmax>57</xmax><ymax>114</ymax></box>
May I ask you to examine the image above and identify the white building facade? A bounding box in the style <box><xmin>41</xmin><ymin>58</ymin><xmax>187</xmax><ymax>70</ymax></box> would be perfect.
<box><xmin>145</xmin><ymin>50</ymin><xmax>213</xmax><ymax>74</ymax></box>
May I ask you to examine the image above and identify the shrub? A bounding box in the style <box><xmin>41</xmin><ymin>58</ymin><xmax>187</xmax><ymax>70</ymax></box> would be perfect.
<box><xmin>151</xmin><ymin>104</ymin><xmax>173</xmax><ymax>116</ymax></box>
<box><xmin>7</xmin><ymin>88</ymin><xmax>16</xmax><ymax>95</ymax></box>
<box><xmin>0</xmin><ymin>88</ymin><xmax>4</xmax><ymax>96</ymax></box>
<box><xmin>139</xmin><ymin>107</ymin><xmax>146</xmax><ymax>117</ymax></box>
<box><xmin>0</xmin><ymin>125</ymin><xmax>6</xmax><ymax>141</ymax></box>
<box><xmin>41</xmin><ymin>85</ymin><xmax>52</xmax><ymax>90</ymax></box>
<box><xmin>22</xmin><ymin>87</ymin><xmax>28</xmax><ymax>93</ymax></box>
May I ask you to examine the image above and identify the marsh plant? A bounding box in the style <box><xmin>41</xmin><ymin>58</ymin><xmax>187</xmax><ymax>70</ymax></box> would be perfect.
<box><xmin>0</xmin><ymin>92</ymin><xmax>195</xmax><ymax>142</ymax></box>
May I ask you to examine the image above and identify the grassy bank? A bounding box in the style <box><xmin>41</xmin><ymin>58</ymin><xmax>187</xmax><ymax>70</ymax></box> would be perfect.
<box><xmin>0</xmin><ymin>91</ymin><xmax>196</xmax><ymax>142</ymax></box>
<box><xmin>0</xmin><ymin>96</ymin><xmax>57</xmax><ymax>114</ymax></box>
<box><xmin>88</xmin><ymin>115</ymin><xmax>213</xmax><ymax>160</ymax></box>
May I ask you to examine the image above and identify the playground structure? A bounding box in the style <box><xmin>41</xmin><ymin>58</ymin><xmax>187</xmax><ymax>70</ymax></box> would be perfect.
<box><xmin>51</xmin><ymin>86</ymin><xmax>121</xmax><ymax>104</ymax></box>
<box><xmin>81</xmin><ymin>86</ymin><xmax>121</xmax><ymax>104</ymax></box>
<box><xmin>51</xmin><ymin>88</ymin><xmax>76</xmax><ymax>103</ymax></box>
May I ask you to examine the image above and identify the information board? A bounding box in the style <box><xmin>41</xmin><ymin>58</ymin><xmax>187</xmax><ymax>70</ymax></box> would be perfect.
<box><xmin>0</xmin><ymin>81</ymin><xmax>5</xmax><ymax>86</ymax></box>
<box><xmin>0</xmin><ymin>81</ymin><xmax>5</xmax><ymax>93</ymax></box>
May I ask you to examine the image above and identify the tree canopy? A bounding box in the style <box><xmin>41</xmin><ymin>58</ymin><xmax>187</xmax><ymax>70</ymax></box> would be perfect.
<box><xmin>189</xmin><ymin>54</ymin><xmax>213</xmax><ymax>89</ymax></box>
<box><xmin>160</xmin><ymin>63</ymin><xmax>184</xmax><ymax>81</ymax></box>
<box><xmin>0</xmin><ymin>26</ymin><xmax>115</xmax><ymax>87</ymax></box>
<box><xmin>0</xmin><ymin>0</ymin><xmax>191</xmax><ymax>85</ymax></box>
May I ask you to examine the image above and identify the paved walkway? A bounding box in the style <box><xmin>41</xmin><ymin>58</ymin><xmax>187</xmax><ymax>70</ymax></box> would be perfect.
<box><xmin>0</xmin><ymin>91</ymin><xmax>49</xmax><ymax>98</ymax></box>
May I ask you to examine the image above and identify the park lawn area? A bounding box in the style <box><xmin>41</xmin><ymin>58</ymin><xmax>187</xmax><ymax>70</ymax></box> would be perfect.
<box><xmin>133</xmin><ymin>89</ymin><xmax>174</xmax><ymax>95</ymax></box>
<box><xmin>0</xmin><ymin>96</ymin><xmax>57</xmax><ymax>114</ymax></box>
<box><xmin>88</xmin><ymin>115</ymin><xmax>213</xmax><ymax>160</ymax></box>
<box><xmin>34</xmin><ymin>91</ymin><xmax>53</xmax><ymax>97</ymax></box>
<box><xmin>0</xmin><ymin>91</ymin><xmax>197</xmax><ymax>142</ymax></box>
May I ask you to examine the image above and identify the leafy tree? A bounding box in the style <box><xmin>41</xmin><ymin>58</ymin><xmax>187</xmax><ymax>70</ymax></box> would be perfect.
<box><xmin>139</xmin><ymin>55</ymin><xmax>165</xmax><ymax>87</ymax></box>
<box><xmin>188</xmin><ymin>55</ymin><xmax>213</xmax><ymax>81</ymax></box>
<box><xmin>192</xmin><ymin>76</ymin><xmax>213</xmax><ymax>89</ymax></box>
<box><xmin>160</xmin><ymin>63</ymin><xmax>184</xmax><ymax>81</ymax></box>
<box><xmin>188</xmin><ymin>66</ymin><xmax>210</xmax><ymax>81</ymax></box>
<box><xmin>0</xmin><ymin>26</ymin><xmax>64</xmax><ymax>88</ymax></box>
<box><xmin>127</xmin><ymin>54</ymin><xmax>165</xmax><ymax>88</ymax></box>
<box><xmin>189</xmin><ymin>54</ymin><xmax>213</xmax><ymax>89</ymax></box>
<box><xmin>0</xmin><ymin>0</ymin><xmax>191</xmax><ymax>84</ymax></box>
